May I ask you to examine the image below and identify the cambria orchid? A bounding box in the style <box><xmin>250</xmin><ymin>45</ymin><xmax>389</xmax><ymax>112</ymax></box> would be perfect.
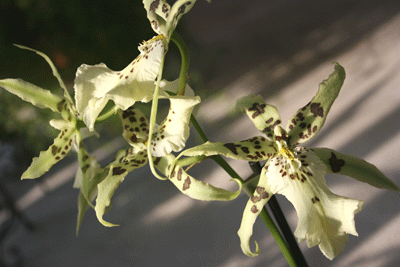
<box><xmin>93</xmin><ymin>81</ymin><xmax>241</xmax><ymax>227</ymax></box>
<box><xmin>179</xmin><ymin>63</ymin><xmax>400</xmax><ymax>260</ymax></box>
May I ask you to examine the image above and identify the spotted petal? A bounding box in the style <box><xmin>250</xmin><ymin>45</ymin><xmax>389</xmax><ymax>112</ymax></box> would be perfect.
<box><xmin>236</xmin><ymin>94</ymin><xmax>281</xmax><ymax>140</ymax></box>
<box><xmin>0</xmin><ymin>78</ymin><xmax>64</xmax><ymax>113</ymax></box>
<box><xmin>74</xmin><ymin>36</ymin><xmax>166</xmax><ymax>130</ymax></box>
<box><xmin>268</xmin><ymin>148</ymin><xmax>362</xmax><ymax>260</ymax></box>
<box><xmin>144</xmin><ymin>0</ymin><xmax>196</xmax><ymax>40</ymax></box>
<box><xmin>21</xmin><ymin>127</ymin><xmax>77</xmax><ymax>179</ymax></box>
<box><xmin>313</xmin><ymin>148</ymin><xmax>399</xmax><ymax>191</ymax></box>
<box><xmin>119</xmin><ymin>107</ymin><xmax>150</xmax><ymax>145</ymax></box>
<box><xmin>287</xmin><ymin>63</ymin><xmax>345</xmax><ymax>146</ymax></box>
<box><xmin>181</xmin><ymin>137</ymin><xmax>277</xmax><ymax>162</ymax></box>
<box><xmin>150</xmin><ymin>94</ymin><xmax>200</xmax><ymax>157</ymax></box>
<box><xmin>237</xmin><ymin>163</ymin><xmax>272</xmax><ymax>257</ymax></box>
<box><xmin>95</xmin><ymin>144</ymin><xmax>148</xmax><ymax>227</ymax></box>
<box><xmin>156</xmin><ymin>154</ymin><xmax>241</xmax><ymax>200</ymax></box>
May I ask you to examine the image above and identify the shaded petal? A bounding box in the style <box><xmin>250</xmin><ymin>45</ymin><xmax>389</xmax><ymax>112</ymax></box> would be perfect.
<box><xmin>158</xmin><ymin>78</ymin><xmax>195</xmax><ymax>97</ymax></box>
<box><xmin>313</xmin><ymin>148</ymin><xmax>399</xmax><ymax>191</ymax></box>
<box><xmin>150</xmin><ymin>94</ymin><xmax>201</xmax><ymax>157</ymax></box>
<box><xmin>0</xmin><ymin>78</ymin><xmax>64</xmax><ymax>113</ymax></box>
<box><xmin>238</xmin><ymin>163</ymin><xmax>272</xmax><ymax>257</ymax></box>
<box><xmin>268</xmin><ymin>148</ymin><xmax>362</xmax><ymax>260</ymax></box>
<box><xmin>74</xmin><ymin>36</ymin><xmax>166</xmax><ymax>130</ymax></box>
<box><xmin>156</xmin><ymin>154</ymin><xmax>242</xmax><ymax>201</ymax></box>
<box><xmin>236</xmin><ymin>94</ymin><xmax>281</xmax><ymax>140</ymax></box>
<box><xmin>181</xmin><ymin>137</ymin><xmax>277</xmax><ymax>161</ymax></box>
<box><xmin>287</xmin><ymin>63</ymin><xmax>345</xmax><ymax>145</ymax></box>
<box><xmin>95</xmin><ymin>145</ymin><xmax>148</xmax><ymax>227</ymax></box>
<box><xmin>119</xmin><ymin>107</ymin><xmax>150</xmax><ymax>145</ymax></box>
<box><xmin>22</xmin><ymin>127</ymin><xmax>77</xmax><ymax>179</ymax></box>
<box><xmin>144</xmin><ymin>0</ymin><xmax>196</xmax><ymax>40</ymax></box>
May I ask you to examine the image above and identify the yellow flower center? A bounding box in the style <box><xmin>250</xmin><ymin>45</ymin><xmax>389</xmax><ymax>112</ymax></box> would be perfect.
<box><xmin>280</xmin><ymin>146</ymin><xmax>295</xmax><ymax>161</ymax></box>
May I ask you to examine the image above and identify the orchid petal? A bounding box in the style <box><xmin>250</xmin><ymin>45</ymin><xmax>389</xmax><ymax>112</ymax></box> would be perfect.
<box><xmin>0</xmin><ymin>78</ymin><xmax>64</xmax><ymax>113</ymax></box>
<box><xmin>119</xmin><ymin>107</ymin><xmax>150</xmax><ymax>145</ymax></box>
<box><xmin>144</xmin><ymin>0</ymin><xmax>196</xmax><ymax>40</ymax></box>
<box><xmin>181</xmin><ymin>137</ymin><xmax>277</xmax><ymax>161</ymax></box>
<box><xmin>238</xmin><ymin>164</ymin><xmax>272</xmax><ymax>257</ymax></box>
<box><xmin>21</xmin><ymin>127</ymin><xmax>77</xmax><ymax>179</ymax></box>
<box><xmin>313</xmin><ymin>148</ymin><xmax>399</xmax><ymax>191</ymax></box>
<box><xmin>236</xmin><ymin>94</ymin><xmax>281</xmax><ymax>140</ymax></box>
<box><xmin>151</xmin><ymin>95</ymin><xmax>200</xmax><ymax>157</ymax></box>
<box><xmin>156</xmin><ymin>154</ymin><xmax>242</xmax><ymax>201</ymax></box>
<box><xmin>267</xmin><ymin>148</ymin><xmax>362</xmax><ymax>260</ymax></box>
<box><xmin>95</xmin><ymin>145</ymin><xmax>148</xmax><ymax>227</ymax></box>
<box><xmin>287</xmin><ymin>63</ymin><xmax>345</xmax><ymax>145</ymax></box>
<box><xmin>74</xmin><ymin>36</ymin><xmax>166</xmax><ymax>130</ymax></box>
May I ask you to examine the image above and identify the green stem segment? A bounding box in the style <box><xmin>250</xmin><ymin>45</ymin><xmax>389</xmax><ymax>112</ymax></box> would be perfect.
<box><xmin>171</xmin><ymin>32</ymin><xmax>190</xmax><ymax>95</ymax></box>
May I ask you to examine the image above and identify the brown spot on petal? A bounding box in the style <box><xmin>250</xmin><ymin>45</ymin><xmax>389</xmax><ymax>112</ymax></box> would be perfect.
<box><xmin>251</xmin><ymin>205</ymin><xmax>259</xmax><ymax>213</ymax></box>
<box><xmin>248</xmin><ymin>103</ymin><xmax>266</xmax><ymax>119</ymax></box>
<box><xmin>112</xmin><ymin>167</ymin><xmax>126</xmax><ymax>175</ymax></box>
<box><xmin>329</xmin><ymin>152</ymin><xmax>345</xmax><ymax>173</ymax></box>
<box><xmin>310</xmin><ymin>102</ymin><xmax>324</xmax><ymax>117</ymax></box>
<box><xmin>183</xmin><ymin>177</ymin><xmax>191</xmax><ymax>191</ymax></box>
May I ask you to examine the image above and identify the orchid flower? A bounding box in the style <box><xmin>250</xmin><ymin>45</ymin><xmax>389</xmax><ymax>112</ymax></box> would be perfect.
<box><xmin>143</xmin><ymin>0</ymin><xmax>196</xmax><ymax>42</ymax></box>
<box><xmin>94</xmin><ymin>82</ymin><xmax>241</xmax><ymax>227</ymax></box>
<box><xmin>74</xmin><ymin>35</ymin><xmax>167</xmax><ymax>131</ymax></box>
<box><xmin>0</xmin><ymin>46</ymin><xmax>104</xmax><ymax>231</ymax></box>
<box><xmin>180</xmin><ymin>63</ymin><xmax>399</xmax><ymax>260</ymax></box>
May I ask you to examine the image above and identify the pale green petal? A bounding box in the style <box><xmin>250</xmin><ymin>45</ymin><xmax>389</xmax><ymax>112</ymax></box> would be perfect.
<box><xmin>156</xmin><ymin>154</ymin><xmax>242</xmax><ymax>201</ymax></box>
<box><xmin>151</xmin><ymin>95</ymin><xmax>200</xmax><ymax>157</ymax></box>
<box><xmin>74</xmin><ymin>36</ymin><xmax>165</xmax><ymax>130</ymax></box>
<box><xmin>268</xmin><ymin>148</ymin><xmax>362</xmax><ymax>260</ymax></box>
<box><xmin>237</xmin><ymin>165</ymin><xmax>272</xmax><ymax>257</ymax></box>
<box><xmin>14</xmin><ymin>45</ymin><xmax>74</xmax><ymax>104</ymax></box>
<box><xmin>158</xmin><ymin>78</ymin><xmax>195</xmax><ymax>97</ymax></box>
<box><xmin>119</xmin><ymin>107</ymin><xmax>150</xmax><ymax>145</ymax></box>
<box><xmin>143</xmin><ymin>0</ymin><xmax>196</xmax><ymax>40</ymax></box>
<box><xmin>313</xmin><ymin>148</ymin><xmax>399</xmax><ymax>191</ymax></box>
<box><xmin>287</xmin><ymin>63</ymin><xmax>345</xmax><ymax>145</ymax></box>
<box><xmin>236</xmin><ymin>94</ymin><xmax>281</xmax><ymax>139</ymax></box>
<box><xmin>0</xmin><ymin>78</ymin><xmax>64</xmax><ymax>113</ymax></box>
<box><xmin>181</xmin><ymin>137</ymin><xmax>277</xmax><ymax>161</ymax></box>
<box><xmin>22</xmin><ymin>127</ymin><xmax>77</xmax><ymax>179</ymax></box>
<box><xmin>95</xmin><ymin>145</ymin><xmax>148</xmax><ymax>227</ymax></box>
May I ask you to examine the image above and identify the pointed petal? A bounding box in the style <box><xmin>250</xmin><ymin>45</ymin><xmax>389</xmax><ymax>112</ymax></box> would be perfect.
<box><xmin>238</xmin><ymin>164</ymin><xmax>272</xmax><ymax>257</ymax></box>
<box><xmin>313</xmin><ymin>148</ymin><xmax>399</xmax><ymax>191</ymax></box>
<box><xmin>268</xmin><ymin>148</ymin><xmax>362</xmax><ymax>260</ymax></box>
<box><xmin>156</xmin><ymin>154</ymin><xmax>242</xmax><ymax>201</ymax></box>
<box><xmin>0</xmin><ymin>78</ymin><xmax>64</xmax><ymax>113</ymax></box>
<box><xmin>95</xmin><ymin>145</ymin><xmax>148</xmax><ymax>227</ymax></box>
<box><xmin>14</xmin><ymin>45</ymin><xmax>74</xmax><ymax>105</ymax></box>
<box><xmin>236</xmin><ymin>94</ymin><xmax>281</xmax><ymax>139</ymax></box>
<box><xmin>150</xmin><ymin>95</ymin><xmax>201</xmax><ymax>157</ymax></box>
<box><xmin>287</xmin><ymin>63</ymin><xmax>345</xmax><ymax>145</ymax></box>
<box><xmin>74</xmin><ymin>36</ymin><xmax>165</xmax><ymax>130</ymax></box>
<box><xmin>181</xmin><ymin>137</ymin><xmax>277</xmax><ymax>161</ymax></box>
<box><xmin>144</xmin><ymin>0</ymin><xmax>196</xmax><ymax>40</ymax></box>
<box><xmin>21</xmin><ymin>127</ymin><xmax>77</xmax><ymax>179</ymax></box>
<box><xmin>119</xmin><ymin>107</ymin><xmax>150</xmax><ymax>145</ymax></box>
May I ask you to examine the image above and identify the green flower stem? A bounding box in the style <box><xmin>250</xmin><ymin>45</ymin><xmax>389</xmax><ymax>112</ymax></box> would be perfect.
<box><xmin>96</xmin><ymin>105</ymin><xmax>119</xmax><ymax>122</ymax></box>
<box><xmin>147</xmin><ymin>51</ymin><xmax>168</xmax><ymax>180</ymax></box>
<box><xmin>249</xmin><ymin>162</ymin><xmax>307</xmax><ymax>267</ymax></box>
<box><xmin>171</xmin><ymin>32</ymin><xmax>190</xmax><ymax>95</ymax></box>
<box><xmin>259</xmin><ymin>207</ymin><xmax>298</xmax><ymax>267</ymax></box>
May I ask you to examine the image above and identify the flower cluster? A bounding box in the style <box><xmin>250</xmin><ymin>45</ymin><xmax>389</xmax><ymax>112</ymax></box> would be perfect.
<box><xmin>0</xmin><ymin>0</ymin><xmax>398</xmax><ymax>264</ymax></box>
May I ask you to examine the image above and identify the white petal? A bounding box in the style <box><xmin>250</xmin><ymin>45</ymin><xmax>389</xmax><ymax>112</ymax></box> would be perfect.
<box><xmin>74</xmin><ymin>36</ymin><xmax>166</xmax><ymax>130</ymax></box>
<box><xmin>267</xmin><ymin>148</ymin><xmax>363</xmax><ymax>260</ymax></box>
<box><xmin>150</xmin><ymin>94</ymin><xmax>200</xmax><ymax>157</ymax></box>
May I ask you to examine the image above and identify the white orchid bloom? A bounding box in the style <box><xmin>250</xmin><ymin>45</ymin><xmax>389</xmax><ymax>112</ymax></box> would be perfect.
<box><xmin>74</xmin><ymin>35</ymin><xmax>167</xmax><ymax>131</ymax></box>
<box><xmin>181</xmin><ymin>63</ymin><xmax>399</xmax><ymax>260</ymax></box>
<box><xmin>94</xmin><ymin>83</ymin><xmax>241</xmax><ymax>227</ymax></box>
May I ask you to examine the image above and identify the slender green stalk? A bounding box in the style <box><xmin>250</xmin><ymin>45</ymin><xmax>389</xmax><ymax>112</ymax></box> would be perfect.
<box><xmin>259</xmin><ymin>207</ymin><xmax>298</xmax><ymax>267</ymax></box>
<box><xmin>171</xmin><ymin>32</ymin><xmax>190</xmax><ymax>95</ymax></box>
<box><xmin>147</xmin><ymin>50</ymin><xmax>168</xmax><ymax>180</ymax></box>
